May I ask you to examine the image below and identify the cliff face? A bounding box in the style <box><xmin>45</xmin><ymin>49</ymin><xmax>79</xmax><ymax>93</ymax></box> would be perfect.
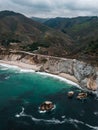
<box><xmin>43</xmin><ymin>58</ymin><xmax>98</xmax><ymax>91</ymax></box>
<box><xmin>0</xmin><ymin>50</ymin><xmax>98</xmax><ymax>91</ymax></box>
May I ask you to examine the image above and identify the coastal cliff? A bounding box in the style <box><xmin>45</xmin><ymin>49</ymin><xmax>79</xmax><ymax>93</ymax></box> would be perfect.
<box><xmin>0</xmin><ymin>50</ymin><xmax>98</xmax><ymax>91</ymax></box>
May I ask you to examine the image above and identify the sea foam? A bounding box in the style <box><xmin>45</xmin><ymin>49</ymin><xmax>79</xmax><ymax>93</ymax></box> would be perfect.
<box><xmin>0</xmin><ymin>63</ymin><xmax>19</xmax><ymax>69</ymax></box>
<box><xmin>15</xmin><ymin>107</ymin><xmax>98</xmax><ymax>130</ymax></box>
<box><xmin>37</xmin><ymin>72</ymin><xmax>80</xmax><ymax>88</ymax></box>
<box><xmin>0</xmin><ymin>62</ymin><xmax>80</xmax><ymax>88</ymax></box>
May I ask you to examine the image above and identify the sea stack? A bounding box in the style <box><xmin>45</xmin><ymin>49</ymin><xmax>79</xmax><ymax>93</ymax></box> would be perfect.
<box><xmin>39</xmin><ymin>101</ymin><xmax>55</xmax><ymax>112</ymax></box>
<box><xmin>67</xmin><ymin>91</ymin><xmax>74</xmax><ymax>98</ymax></box>
<box><xmin>77</xmin><ymin>92</ymin><xmax>88</xmax><ymax>100</ymax></box>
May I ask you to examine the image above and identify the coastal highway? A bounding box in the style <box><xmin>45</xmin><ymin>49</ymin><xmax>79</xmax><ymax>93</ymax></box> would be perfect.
<box><xmin>10</xmin><ymin>50</ymin><xmax>71</xmax><ymax>61</ymax></box>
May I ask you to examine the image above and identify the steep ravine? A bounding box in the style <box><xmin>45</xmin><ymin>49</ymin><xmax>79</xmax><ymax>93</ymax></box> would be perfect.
<box><xmin>0</xmin><ymin>50</ymin><xmax>98</xmax><ymax>91</ymax></box>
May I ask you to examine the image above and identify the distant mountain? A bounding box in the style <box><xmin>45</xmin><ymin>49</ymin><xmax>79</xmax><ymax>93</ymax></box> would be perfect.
<box><xmin>0</xmin><ymin>11</ymin><xmax>74</xmax><ymax>57</ymax></box>
<box><xmin>31</xmin><ymin>17</ymin><xmax>49</xmax><ymax>23</ymax></box>
<box><xmin>44</xmin><ymin>16</ymin><xmax>98</xmax><ymax>62</ymax></box>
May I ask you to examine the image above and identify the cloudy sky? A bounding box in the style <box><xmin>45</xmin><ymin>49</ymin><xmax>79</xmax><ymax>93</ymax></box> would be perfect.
<box><xmin>0</xmin><ymin>0</ymin><xmax>98</xmax><ymax>18</ymax></box>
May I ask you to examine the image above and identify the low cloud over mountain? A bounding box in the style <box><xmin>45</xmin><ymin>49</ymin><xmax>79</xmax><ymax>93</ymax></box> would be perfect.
<box><xmin>0</xmin><ymin>0</ymin><xmax>98</xmax><ymax>17</ymax></box>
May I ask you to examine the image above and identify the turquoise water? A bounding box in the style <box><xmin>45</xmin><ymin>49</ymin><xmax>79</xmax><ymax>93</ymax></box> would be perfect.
<box><xmin>0</xmin><ymin>65</ymin><xmax>98</xmax><ymax>130</ymax></box>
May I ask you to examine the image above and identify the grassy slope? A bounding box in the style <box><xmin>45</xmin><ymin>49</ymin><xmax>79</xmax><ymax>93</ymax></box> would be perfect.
<box><xmin>44</xmin><ymin>17</ymin><xmax>98</xmax><ymax>65</ymax></box>
<box><xmin>0</xmin><ymin>11</ymin><xmax>74</xmax><ymax>57</ymax></box>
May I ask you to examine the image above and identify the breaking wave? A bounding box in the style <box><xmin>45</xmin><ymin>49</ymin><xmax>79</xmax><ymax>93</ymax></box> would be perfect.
<box><xmin>15</xmin><ymin>107</ymin><xmax>98</xmax><ymax>130</ymax></box>
<box><xmin>0</xmin><ymin>62</ymin><xmax>80</xmax><ymax>88</ymax></box>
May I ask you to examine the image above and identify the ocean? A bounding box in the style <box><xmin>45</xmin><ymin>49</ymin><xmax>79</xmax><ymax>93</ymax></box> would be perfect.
<box><xmin>0</xmin><ymin>64</ymin><xmax>98</xmax><ymax>130</ymax></box>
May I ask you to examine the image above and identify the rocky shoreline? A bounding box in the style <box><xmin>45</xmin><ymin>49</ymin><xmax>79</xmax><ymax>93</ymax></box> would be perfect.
<box><xmin>0</xmin><ymin>50</ymin><xmax>98</xmax><ymax>91</ymax></box>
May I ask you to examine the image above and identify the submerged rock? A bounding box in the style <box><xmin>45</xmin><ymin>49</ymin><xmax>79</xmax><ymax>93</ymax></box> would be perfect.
<box><xmin>77</xmin><ymin>92</ymin><xmax>88</xmax><ymax>100</ymax></box>
<box><xmin>39</xmin><ymin>101</ymin><xmax>55</xmax><ymax>112</ymax></box>
<box><xmin>67</xmin><ymin>91</ymin><xmax>74</xmax><ymax>98</ymax></box>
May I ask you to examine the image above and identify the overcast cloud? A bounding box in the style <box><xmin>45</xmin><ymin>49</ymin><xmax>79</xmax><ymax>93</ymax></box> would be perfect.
<box><xmin>0</xmin><ymin>0</ymin><xmax>98</xmax><ymax>18</ymax></box>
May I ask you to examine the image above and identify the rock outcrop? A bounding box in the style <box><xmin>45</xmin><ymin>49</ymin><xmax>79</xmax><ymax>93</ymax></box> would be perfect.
<box><xmin>0</xmin><ymin>50</ymin><xmax>98</xmax><ymax>91</ymax></box>
<box><xmin>76</xmin><ymin>92</ymin><xmax>88</xmax><ymax>100</ymax></box>
<box><xmin>39</xmin><ymin>101</ymin><xmax>55</xmax><ymax>112</ymax></box>
<box><xmin>87</xmin><ymin>75</ymin><xmax>97</xmax><ymax>91</ymax></box>
<box><xmin>67</xmin><ymin>91</ymin><xmax>74</xmax><ymax>98</ymax></box>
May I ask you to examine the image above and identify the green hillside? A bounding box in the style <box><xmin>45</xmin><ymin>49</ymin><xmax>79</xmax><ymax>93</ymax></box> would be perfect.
<box><xmin>44</xmin><ymin>17</ymin><xmax>98</xmax><ymax>64</ymax></box>
<box><xmin>0</xmin><ymin>11</ymin><xmax>73</xmax><ymax>57</ymax></box>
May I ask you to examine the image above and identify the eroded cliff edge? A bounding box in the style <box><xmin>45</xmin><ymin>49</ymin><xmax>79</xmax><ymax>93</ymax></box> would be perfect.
<box><xmin>0</xmin><ymin>50</ymin><xmax>98</xmax><ymax>91</ymax></box>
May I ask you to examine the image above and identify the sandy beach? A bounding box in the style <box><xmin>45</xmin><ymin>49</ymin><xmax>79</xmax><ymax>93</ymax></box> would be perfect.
<box><xmin>59</xmin><ymin>73</ymin><xmax>79</xmax><ymax>84</ymax></box>
<box><xmin>0</xmin><ymin>60</ymin><xmax>41</xmax><ymax>70</ymax></box>
<box><xmin>0</xmin><ymin>60</ymin><xmax>79</xmax><ymax>86</ymax></box>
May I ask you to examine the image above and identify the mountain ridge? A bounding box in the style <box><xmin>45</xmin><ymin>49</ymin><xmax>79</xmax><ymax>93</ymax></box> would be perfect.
<box><xmin>0</xmin><ymin>10</ymin><xmax>74</xmax><ymax>57</ymax></box>
<box><xmin>0</xmin><ymin>11</ymin><xmax>98</xmax><ymax>65</ymax></box>
<box><xmin>43</xmin><ymin>16</ymin><xmax>98</xmax><ymax>63</ymax></box>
